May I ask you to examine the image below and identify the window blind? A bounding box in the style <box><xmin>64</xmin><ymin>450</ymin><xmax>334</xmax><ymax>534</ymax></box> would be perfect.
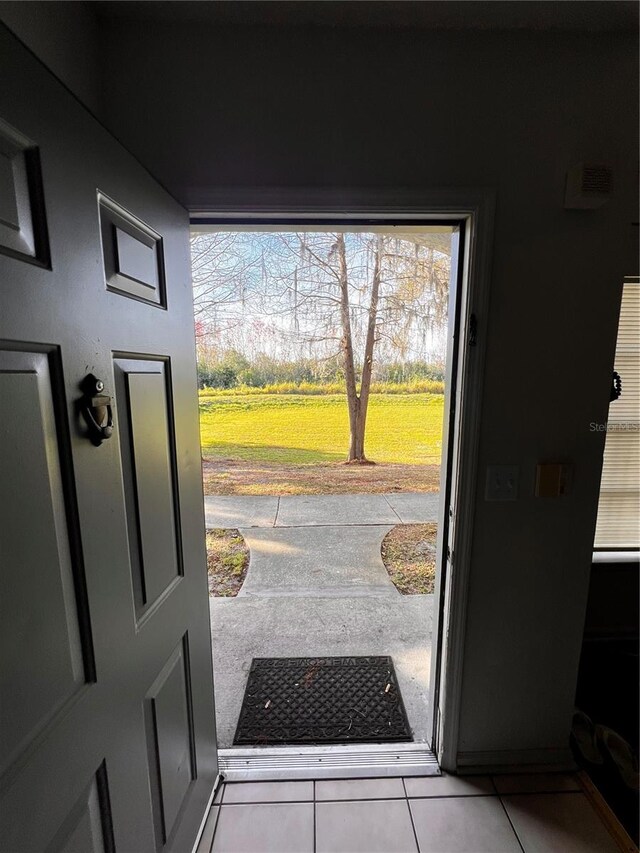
<box><xmin>594</xmin><ymin>279</ymin><xmax>640</xmax><ymax>550</ymax></box>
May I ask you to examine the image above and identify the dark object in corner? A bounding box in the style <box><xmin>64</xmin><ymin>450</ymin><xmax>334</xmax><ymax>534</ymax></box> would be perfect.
<box><xmin>610</xmin><ymin>370</ymin><xmax>622</xmax><ymax>402</ymax></box>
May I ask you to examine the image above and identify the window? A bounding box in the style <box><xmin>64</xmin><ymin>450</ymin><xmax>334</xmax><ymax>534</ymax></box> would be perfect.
<box><xmin>594</xmin><ymin>278</ymin><xmax>640</xmax><ymax>551</ymax></box>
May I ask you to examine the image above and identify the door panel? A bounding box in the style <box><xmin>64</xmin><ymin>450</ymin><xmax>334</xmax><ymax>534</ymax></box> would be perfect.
<box><xmin>114</xmin><ymin>359</ymin><xmax>182</xmax><ymax>618</ymax></box>
<box><xmin>99</xmin><ymin>193</ymin><xmax>166</xmax><ymax>307</ymax></box>
<box><xmin>0</xmin><ymin>115</ymin><xmax>49</xmax><ymax>267</ymax></box>
<box><xmin>146</xmin><ymin>641</ymin><xmax>195</xmax><ymax>845</ymax></box>
<box><xmin>0</xmin><ymin>349</ymin><xmax>92</xmax><ymax>778</ymax></box>
<box><xmin>52</xmin><ymin>764</ymin><xmax>114</xmax><ymax>853</ymax></box>
<box><xmin>0</xmin><ymin>25</ymin><xmax>216</xmax><ymax>852</ymax></box>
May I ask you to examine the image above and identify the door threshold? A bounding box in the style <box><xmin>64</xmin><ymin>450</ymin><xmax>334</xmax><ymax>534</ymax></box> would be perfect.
<box><xmin>219</xmin><ymin>743</ymin><xmax>440</xmax><ymax>781</ymax></box>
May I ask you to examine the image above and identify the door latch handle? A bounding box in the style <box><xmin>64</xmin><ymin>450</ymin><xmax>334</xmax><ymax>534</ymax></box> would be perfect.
<box><xmin>80</xmin><ymin>373</ymin><xmax>113</xmax><ymax>446</ymax></box>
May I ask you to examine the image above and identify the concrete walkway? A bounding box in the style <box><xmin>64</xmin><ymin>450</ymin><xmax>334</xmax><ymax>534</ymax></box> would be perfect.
<box><xmin>206</xmin><ymin>492</ymin><xmax>439</xmax><ymax>748</ymax></box>
<box><xmin>239</xmin><ymin>526</ymin><xmax>397</xmax><ymax>598</ymax></box>
<box><xmin>210</xmin><ymin>595</ymin><xmax>433</xmax><ymax>748</ymax></box>
<box><xmin>204</xmin><ymin>492</ymin><xmax>439</xmax><ymax>528</ymax></box>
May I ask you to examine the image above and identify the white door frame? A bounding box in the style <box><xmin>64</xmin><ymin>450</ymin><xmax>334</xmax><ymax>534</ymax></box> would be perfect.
<box><xmin>191</xmin><ymin>188</ymin><xmax>495</xmax><ymax>774</ymax></box>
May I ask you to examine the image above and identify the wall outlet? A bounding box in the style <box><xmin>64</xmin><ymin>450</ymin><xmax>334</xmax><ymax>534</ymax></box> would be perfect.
<box><xmin>485</xmin><ymin>465</ymin><xmax>519</xmax><ymax>501</ymax></box>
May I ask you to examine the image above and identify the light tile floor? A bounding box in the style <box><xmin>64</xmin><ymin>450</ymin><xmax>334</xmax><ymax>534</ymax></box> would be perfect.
<box><xmin>197</xmin><ymin>773</ymin><xmax>620</xmax><ymax>853</ymax></box>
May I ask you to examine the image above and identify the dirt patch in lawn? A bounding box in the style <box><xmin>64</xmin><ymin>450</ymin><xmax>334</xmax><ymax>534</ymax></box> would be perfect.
<box><xmin>206</xmin><ymin>528</ymin><xmax>250</xmax><ymax>597</ymax></box>
<box><xmin>381</xmin><ymin>524</ymin><xmax>437</xmax><ymax>595</ymax></box>
<box><xmin>202</xmin><ymin>459</ymin><xmax>440</xmax><ymax>496</ymax></box>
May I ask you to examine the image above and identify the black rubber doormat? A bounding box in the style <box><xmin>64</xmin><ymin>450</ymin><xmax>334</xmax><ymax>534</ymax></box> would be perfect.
<box><xmin>233</xmin><ymin>656</ymin><xmax>412</xmax><ymax>745</ymax></box>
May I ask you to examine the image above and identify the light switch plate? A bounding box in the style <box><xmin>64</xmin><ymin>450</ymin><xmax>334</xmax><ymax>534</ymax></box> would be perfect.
<box><xmin>485</xmin><ymin>465</ymin><xmax>519</xmax><ymax>501</ymax></box>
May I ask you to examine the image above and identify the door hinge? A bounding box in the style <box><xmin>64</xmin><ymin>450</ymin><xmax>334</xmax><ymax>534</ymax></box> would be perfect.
<box><xmin>468</xmin><ymin>313</ymin><xmax>477</xmax><ymax>347</ymax></box>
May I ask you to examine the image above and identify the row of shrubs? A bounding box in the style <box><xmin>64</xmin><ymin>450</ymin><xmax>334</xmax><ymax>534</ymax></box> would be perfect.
<box><xmin>196</xmin><ymin>352</ymin><xmax>446</xmax><ymax>391</ymax></box>
<box><xmin>199</xmin><ymin>379</ymin><xmax>445</xmax><ymax>396</ymax></box>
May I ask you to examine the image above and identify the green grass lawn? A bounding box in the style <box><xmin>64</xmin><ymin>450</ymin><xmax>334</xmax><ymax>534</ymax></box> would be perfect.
<box><xmin>199</xmin><ymin>392</ymin><xmax>444</xmax><ymax>466</ymax></box>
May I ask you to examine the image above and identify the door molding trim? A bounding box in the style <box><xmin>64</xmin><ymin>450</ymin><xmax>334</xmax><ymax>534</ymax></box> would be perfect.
<box><xmin>191</xmin><ymin>186</ymin><xmax>494</xmax><ymax>223</ymax></box>
<box><xmin>191</xmin><ymin>188</ymin><xmax>496</xmax><ymax>774</ymax></box>
<box><xmin>428</xmin><ymin>193</ymin><xmax>495</xmax><ymax>772</ymax></box>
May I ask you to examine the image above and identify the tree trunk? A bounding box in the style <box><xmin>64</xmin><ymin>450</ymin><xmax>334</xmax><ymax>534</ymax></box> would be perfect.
<box><xmin>349</xmin><ymin>398</ymin><xmax>368</xmax><ymax>461</ymax></box>
<box><xmin>353</xmin><ymin>236</ymin><xmax>382</xmax><ymax>461</ymax></box>
<box><xmin>336</xmin><ymin>234</ymin><xmax>362</xmax><ymax>461</ymax></box>
<box><xmin>338</xmin><ymin>234</ymin><xmax>383</xmax><ymax>463</ymax></box>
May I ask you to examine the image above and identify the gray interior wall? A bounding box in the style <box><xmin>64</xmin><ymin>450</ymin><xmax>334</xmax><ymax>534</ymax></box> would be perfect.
<box><xmin>584</xmin><ymin>562</ymin><xmax>640</xmax><ymax>638</ymax></box>
<box><xmin>1</xmin><ymin>9</ymin><xmax>638</xmax><ymax>767</ymax></box>
<box><xmin>0</xmin><ymin>1</ymin><xmax>101</xmax><ymax>116</ymax></box>
<box><xmin>96</xmin><ymin>21</ymin><xmax>639</xmax><ymax>767</ymax></box>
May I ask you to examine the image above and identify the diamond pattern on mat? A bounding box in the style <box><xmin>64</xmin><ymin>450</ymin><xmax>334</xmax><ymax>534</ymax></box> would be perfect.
<box><xmin>233</xmin><ymin>656</ymin><xmax>412</xmax><ymax>745</ymax></box>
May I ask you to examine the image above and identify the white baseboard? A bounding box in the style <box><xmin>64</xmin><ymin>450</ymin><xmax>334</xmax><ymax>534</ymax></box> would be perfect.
<box><xmin>456</xmin><ymin>747</ymin><xmax>576</xmax><ymax>774</ymax></box>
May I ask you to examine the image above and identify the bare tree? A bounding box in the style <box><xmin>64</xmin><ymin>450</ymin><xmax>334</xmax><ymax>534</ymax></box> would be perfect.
<box><xmin>190</xmin><ymin>229</ymin><xmax>451</xmax><ymax>462</ymax></box>
<box><xmin>191</xmin><ymin>231</ymin><xmax>260</xmax><ymax>339</ymax></box>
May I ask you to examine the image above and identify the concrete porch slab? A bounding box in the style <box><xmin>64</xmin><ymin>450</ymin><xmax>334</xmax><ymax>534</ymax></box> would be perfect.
<box><xmin>239</xmin><ymin>526</ymin><xmax>397</xmax><ymax>598</ymax></box>
<box><xmin>383</xmin><ymin>492</ymin><xmax>440</xmax><ymax>524</ymax></box>
<box><xmin>275</xmin><ymin>494</ymin><xmax>399</xmax><ymax>527</ymax></box>
<box><xmin>204</xmin><ymin>493</ymin><xmax>442</xmax><ymax>529</ymax></box>
<box><xmin>210</xmin><ymin>594</ymin><xmax>434</xmax><ymax>748</ymax></box>
<box><xmin>204</xmin><ymin>495</ymin><xmax>279</xmax><ymax>528</ymax></box>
